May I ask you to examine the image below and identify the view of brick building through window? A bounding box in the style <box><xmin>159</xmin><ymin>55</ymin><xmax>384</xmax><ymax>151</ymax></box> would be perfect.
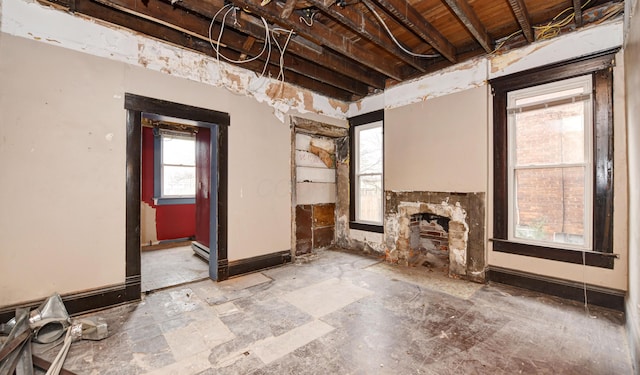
<box><xmin>356</xmin><ymin>123</ymin><xmax>383</xmax><ymax>223</ymax></box>
<box><xmin>512</xmin><ymin>100</ymin><xmax>588</xmax><ymax>246</ymax></box>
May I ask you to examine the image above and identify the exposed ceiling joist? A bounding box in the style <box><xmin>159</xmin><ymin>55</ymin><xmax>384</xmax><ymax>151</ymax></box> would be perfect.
<box><xmin>38</xmin><ymin>0</ymin><xmax>622</xmax><ymax>101</ymax></box>
<box><xmin>176</xmin><ymin>0</ymin><xmax>386</xmax><ymax>89</ymax></box>
<box><xmin>228</xmin><ymin>0</ymin><xmax>406</xmax><ymax>80</ymax></box>
<box><xmin>59</xmin><ymin>0</ymin><xmax>357</xmax><ymax>99</ymax></box>
<box><xmin>573</xmin><ymin>0</ymin><xmax>584</xmax><ymax>26</ymax></box>
<box><xmin>305</xmin><ymin>0</ymin><xmax>430</xmax><ymax>73</ymax></box>
<box><xmin>369</xmin><ymin>0</ymin><xmax>457</xmax><ymax>63</ymax></box>
<box><xmin>507</xmin><ymin>0</ymin><xmax>535</xmax><ymax>42</ymax></box>
<box><xmin>442</xmin><ymin>0</ymin><xmax>493</xmax><ymax>52</ymax></box>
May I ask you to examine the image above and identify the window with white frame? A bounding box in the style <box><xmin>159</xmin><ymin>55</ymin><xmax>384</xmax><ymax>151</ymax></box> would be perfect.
<box><xmin>350</xmin><ymin>110</ymin><xmax>384</xmax><ymax>231</ymax></box>
<box><xmin>155</xmin><ymin>130</ymin><xmax>196</xmax><ymax>203</ymax></box>
<box><xmin>507</xmin><ymin>75</ymin><xmax>593</xmax><ymax>249</ymax></box>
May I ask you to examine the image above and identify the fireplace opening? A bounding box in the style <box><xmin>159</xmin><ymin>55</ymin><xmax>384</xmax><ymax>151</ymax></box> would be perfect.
<box><xmin>409</xmin><ymin>213</ymin><xmax>450</xmax><ymax>273</ymax></box>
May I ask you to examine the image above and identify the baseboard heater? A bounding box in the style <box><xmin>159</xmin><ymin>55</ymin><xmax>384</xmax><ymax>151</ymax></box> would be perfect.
<box><xmin>191</xmin><ymin>241</ymin><xmax>210</xmax><ymax>261</ymax></box>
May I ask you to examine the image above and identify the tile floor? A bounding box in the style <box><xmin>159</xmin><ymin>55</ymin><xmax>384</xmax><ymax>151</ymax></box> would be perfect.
<box><xmin>141</xmin><ymin>245</ymin><xmax>209</xmax><ymax>292</ymax></box>
<box><xmin>34</xmin><ymin>249</ymin><xmax>633</xmax><ymax>374</ymax></box>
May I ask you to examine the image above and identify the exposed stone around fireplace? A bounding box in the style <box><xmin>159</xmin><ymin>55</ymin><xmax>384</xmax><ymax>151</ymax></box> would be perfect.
<box><xmin>385</xmin><ymin>191</ymin><xmax>486</xmax><ymax>282</ymax></box>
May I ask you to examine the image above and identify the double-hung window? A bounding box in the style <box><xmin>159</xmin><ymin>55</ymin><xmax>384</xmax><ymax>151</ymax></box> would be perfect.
<box><xmin>154</xmin><ymin>129</ymin><xmax>196</xmax><ymax>205</ymax></box>
<box><xmin>508</xmin><ymin>75</ymin><xmax>593</xmax><ymax>249</ymax></box>
<box><xmin>490</xmin><ymin>50</ymin><xmax>617</xmax><ymax>268</ymax></box>
<box><xmin>349</xmin><ymin>110</ymin><xmax>384</xmax><ymax>232</ymax></box>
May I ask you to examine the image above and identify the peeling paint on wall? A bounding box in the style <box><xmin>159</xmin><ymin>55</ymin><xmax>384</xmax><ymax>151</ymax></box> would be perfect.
<box><xmin>1</xmin><ymin>0</ymin><xmax>350</xmax><ymax>121</ymax></box>
<box><xmin>489</xmin><ymin>20</ymin><xmax>623</xmax><ymax>79</ymax></box>
<box><xmin>348</xmin><ymin>20</ymin><xmax>623</xmax><ymax>117</ymax></box>
<box><xmin>140</xmin><ymin>201</ymin><xmax>158</xmax><ymax>245</ymax></box>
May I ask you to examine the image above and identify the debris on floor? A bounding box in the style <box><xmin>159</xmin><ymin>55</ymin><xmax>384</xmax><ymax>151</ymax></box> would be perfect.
<box><xmin>0</xmin><ymin>293</ymin><xmax>108</xmax><ymax>375</ymax></box>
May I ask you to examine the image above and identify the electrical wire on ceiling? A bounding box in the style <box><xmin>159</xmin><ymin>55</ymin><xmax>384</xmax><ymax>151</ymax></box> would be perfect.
<box><xmin>208</xmin><ymin>3</ymin><xmax>294</xmax><ymax>94</ymax></box>
<box><xmin>360</xmin><ymin>0</ymin><xmax>440</xmax><ymax>58</ymax></box>
<box><xmin>491</xmin><ymin>0</ymin><xmax>597</xmax><ymax>54</ymax></box>
<box><xmin>533</xmin><ymin>0</ymin><xmax>593</xmax><ymax>41</ymax></box>
<box><xmin>490</xmin><ymin>29</ymin><xmax>523</xmax><ymax>55</ymax></box>
<box><xmin>272</xmin><ymin>27</ymin><xmax>295</xmax><ymax>82</ymax></box>
<box><xmin>299</xmin><ymin>11</ymin><xmax>317</xmax><ymax>27</ymax></box>
<box><xmin>209</xmin><ymin>4</ymin><xmax>270</xmax><ymax>66</ymax></box>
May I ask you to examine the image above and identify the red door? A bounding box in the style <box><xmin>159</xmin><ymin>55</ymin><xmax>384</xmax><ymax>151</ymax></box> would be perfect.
<box><xmin>194</xmin><ymin>127</ymin><xmax>211</xmax><ymax>249</ymax></box>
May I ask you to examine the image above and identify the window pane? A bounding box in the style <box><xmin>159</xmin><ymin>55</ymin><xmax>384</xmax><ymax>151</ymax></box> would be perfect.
<box><xmin>514</xmin><ymin>101</ymin><xmax>586</xmax><ymax>165</ymax></box>
<box><xmin>163</xmin><ymin>136</ymin><xmax>195</xmax><ymax>165</ymax></box>
<box><xmin>163</xmin><ymin>166</ymin><xmax>195</xmax><ymax>196</ymax></box>
<box><xmin>358</xmin><ymin>174</ymin><xmax>382</xmax><ymax>222</ymax></box>
<box><xmin>358</xmin><ymin>126</ymin><xmax>382</xmax><ymax>174</ymax></box>
<box><xmin>514</xmin><ymin>167</ymin><xmax>586</xmax><ymax>246</ymax></box>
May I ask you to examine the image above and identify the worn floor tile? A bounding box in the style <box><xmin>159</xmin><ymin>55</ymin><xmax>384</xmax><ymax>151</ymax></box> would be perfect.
<box><xmin>36</xmin><ymin>248</ymin><xmax>632</xmax><ymax>375</ymax></box>
<box><xmin>281</xmin><ymin>277</ymin><xmax>374</xmax><ymax>318</ymax></box>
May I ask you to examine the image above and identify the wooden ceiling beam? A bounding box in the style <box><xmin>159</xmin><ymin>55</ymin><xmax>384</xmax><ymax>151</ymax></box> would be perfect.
<box><xmin>281</xmin><ymin>0</ymin><xmax>298</xmax><ymax>18</ymax></box>
<box><xmin>369</xmin><ymin>0</ymin><xmax>457</xmax><ymax>63</ymax></box>
<box><xmin>227</xmin><ymin>0</ymin><xmax>406</xmax><ymax>80</ymax></box>
<box><xmin>50</xmin><ymin>0</ymin><xmax>356</xmax><ymax>100</ymax></box>
<box><xmin>441</xmin><ymin>0</ymin><xmax>493</xmax><ymax>53</ymax></box>
<box><xmin>239</xmin><ymin>36</ymin><xmax>257</xmax><ymax>60</ymax></box>
<box><xmin>175</xmin><ymin>0</ymin><xmax>387</xmax><ymax>89</ymax></box>
<box><xmin>305</xmin><ymin>0</ymin><xmax>429</xmax><ymax>72</ymax></box>
<box><xmin>507</xmin><ymin>0</ymin><xmax>535</xmax><ymax>42</ymax></box>
<box><xmin>106</xmin><ymin>0</ymin><xmax>369</xmax><ymax>96</ymax></box>
<box><xmin>573</xmin><ymin>0</ymin><xmax>584</xmax><ymax>27</ymax></box>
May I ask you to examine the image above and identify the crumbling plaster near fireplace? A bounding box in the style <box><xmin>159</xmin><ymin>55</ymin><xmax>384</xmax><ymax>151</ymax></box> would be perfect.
<box><xmin>385</xmin><ymin>191</ymin><xmax>486</xmax><ymax>282</ymax></box>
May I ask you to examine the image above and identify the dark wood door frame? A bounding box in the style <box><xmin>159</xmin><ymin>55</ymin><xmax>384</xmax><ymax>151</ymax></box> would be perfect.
<box><xmin>125</xmin><ymin>94</ymin><xmax>230</xmax><ymax>297</ymax></box>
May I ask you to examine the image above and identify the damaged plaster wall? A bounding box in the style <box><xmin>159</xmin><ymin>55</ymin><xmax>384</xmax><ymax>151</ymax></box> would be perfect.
<box><xmin>290</xmin><ymin>115</ymin><xmax>348</xmax><ymax>254</ymax></box>
<box><xmin>0</xmin><ymin>0</ymin><xmax>350</xmax><ymax>122</ymax></box>
<box><xmin>0</xmin><ymin>33</ymin><xmax>291</xmax><ymax>305</ymax></box>
<box><xmin>348</xmin><ymin>20</ymin><xmax>624</xmax><ymax>116</ymax></box>
<box><xmin>344</xmin><ymin>19</ymin><xmax>628</xmax><ymax>290</ymax></box>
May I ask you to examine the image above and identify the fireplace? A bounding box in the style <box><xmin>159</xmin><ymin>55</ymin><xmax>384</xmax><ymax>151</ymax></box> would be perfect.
<box><xmin>385</xmin><ymin>191</ymin><xmax>486</xmax><ymax>281</ymax></box>
<box><xmin>409</xmin><ymin>213</ymin><xmax>451</xmax><ymax>272</ymax></box>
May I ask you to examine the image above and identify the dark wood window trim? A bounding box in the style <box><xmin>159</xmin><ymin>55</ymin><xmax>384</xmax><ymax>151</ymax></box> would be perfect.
<box><xmin>489</xmin><ymin>49</ymin><xmax>618</xmax><ymax>269</ymax></box>
<box><xmin>349</xmin><ymin>109</ymin><xmax>384</xmax><ymax>233</ymax></box>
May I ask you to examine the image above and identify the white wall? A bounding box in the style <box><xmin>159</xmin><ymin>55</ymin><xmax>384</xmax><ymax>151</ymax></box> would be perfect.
<box><xmin>385</xmin><ymin>86</ymin><xmax>488</xmax><ymax>192</ymax></box>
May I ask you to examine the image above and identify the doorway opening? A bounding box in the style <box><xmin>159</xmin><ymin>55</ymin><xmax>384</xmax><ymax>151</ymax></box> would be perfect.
<box><xmin>125</xmin><ymin>94</ymin><xmax>229</xmax><ymax>299</ymax></box>
<box><xmin>139</xmin><ymin>113</ymin><xmax>209</xmax><ymax>292</ymax></box>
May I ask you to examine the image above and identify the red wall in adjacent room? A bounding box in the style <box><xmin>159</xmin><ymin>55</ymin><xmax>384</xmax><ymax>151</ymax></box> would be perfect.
<box><xmin>142</xmin><ymin>127</ymin><xmax>196</xmax><ymax>241</ymax></box>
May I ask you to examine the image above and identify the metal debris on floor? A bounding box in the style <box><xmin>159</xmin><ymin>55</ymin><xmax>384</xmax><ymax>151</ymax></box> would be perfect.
<box><xmin>0</xmin><ymin>293</ymin><xmax>108</xmax><ymax>375</ymax></box>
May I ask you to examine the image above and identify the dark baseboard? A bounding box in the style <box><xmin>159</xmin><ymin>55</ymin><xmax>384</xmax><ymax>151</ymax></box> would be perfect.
<box><xmin>487</xmin><ymin>266</ymin><xmax>625</xmax><ymax>312</ymax></box>
<box><xmin>0</xmin><ymin>276</ymin><xmax>141</xmax><ymax>323</ymax></box>
<box><xmin>228</xmin><ymin>250</ymin><xmax>291</xmax><ymax>278</ymax></box>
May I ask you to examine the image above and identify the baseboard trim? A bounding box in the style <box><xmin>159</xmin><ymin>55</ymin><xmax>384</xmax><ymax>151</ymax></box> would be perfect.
<box><xmin>228</xmin><ymin>250</ymin><xmax>292</xmax><ymax>278</ymax></box>
<box><xmin>0</xmin><ymin>276</ymin><xmax>141</xmax><ymax>323</ymax></box>
<box><xmin>487</xmin><ymin>266</ymin><xmax>625</xmax><ymax>312</ymax></box>
<box><xmin>191</xmin><ymin>241</ymin><xmax>210</xmax><ymax>260</ymax></box>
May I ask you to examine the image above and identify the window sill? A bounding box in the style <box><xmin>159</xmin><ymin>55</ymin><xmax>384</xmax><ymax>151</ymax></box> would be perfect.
<box><xmin>349</xmin><ymin>221</ymin><xmax>383</xmax><ymax>233</ymax></box>
<box><xmin>154</xmin><ymin>197</ymin><xmax>196</xmax><ymax>206</ymax></box>
<box><xmin>491</xmin><ymin>239</ymin><xmax>616</xmax><ymax>269</ymax></box>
